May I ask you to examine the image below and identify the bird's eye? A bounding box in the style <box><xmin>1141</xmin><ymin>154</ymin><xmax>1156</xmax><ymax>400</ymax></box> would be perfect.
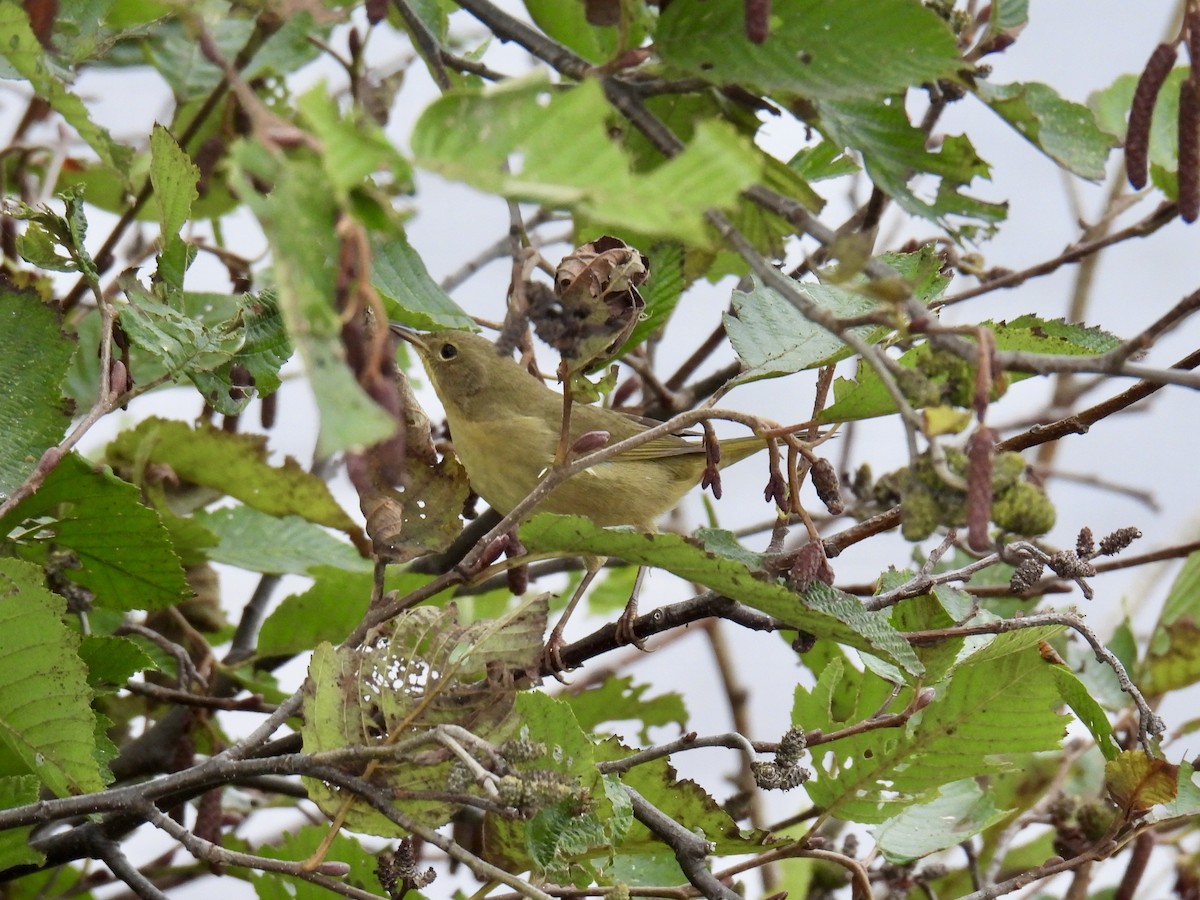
<box><xmin>439</xmin><ymin>343</ymin><xmax>458</xmax><ymax>360</ymax></box>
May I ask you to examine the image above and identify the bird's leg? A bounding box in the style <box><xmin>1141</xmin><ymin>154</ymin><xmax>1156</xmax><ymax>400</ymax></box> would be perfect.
<box><xmin>541</xmin><ymin>555</ymin><xmax>605</xmax><ymax>681</ymax></box>
<box><xmin>613</xmin><ymin>565</ymin><xmax>649</xmax><ymax>651</ymax></box>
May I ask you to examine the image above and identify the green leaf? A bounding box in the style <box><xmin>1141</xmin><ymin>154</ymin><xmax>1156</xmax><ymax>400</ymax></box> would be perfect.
<box><xmin>257</xmin><ymin>566</ymin><xmax>434</xmax><ymax>658</ymax></box>
<box><xmin>817</xmin><ymin>97</ymin><xmax>1005</xmax><ymax>230</ymax></box>
<box><xmin>10</xmin><ymin>188</ymin><xmax>99</xmax><ymax>281</ymax></box>
<box><xmin>241</xmin><ymin>11</ymin><xmax>326</xmax><ymax>81</ymax></box>
<box><xmin>371</xmin><ymin>230</ymin><xmax>475</xmax><ymax>330</ymax></box>
<box><xmin>523</xmin><ymin>0</ymin><xmax>642</xmax><ymax>65</ymax></box>
<box><xmin>656</xmin><ymin>0</ymin><xmax>962</xmax><ymax>100</ymax></box>
<box><xmin>111</xmin><ymin>288</ymin><xmax>288</xmax><ymax>415</ymax></box>
<box><xmin>0</xmin><ymin>286</ymin><xmax>75</xmax><ymax>497</ymax></box>
<box><xmin>1149</xmin><ymin>762</ymin><xmax>1200</xmax><ymax>824</ymax></box>
<box><xmin>0</xmin><ymin>2</ymin><xmax>132</xmax><ymax>176</ymax></box>
<box><xmin>0</xmin><ymin>775</ymin><xmax>43</xmax><ymax>870</ymax></box>
<box><xmin>618</xmin><ymin>241</ymin><xmax>686</xmax><ymax>352</ymax></box>
<box><xmin>412</xmin><ymin>79</ymin><xmax>762</xmax><ymax>245</ymax></box>
<box><xmin>228</xmin><ymin>146</ymin><xmax>398</xmax><ymax>456</ymax></box>
<box><xmin>149</xmin><ymin>124</ymin><xmax>200</xmax><ymax>288</ymax></box>
<box><xmin>723</xmin><ymin>276</ymin><xmax>882</xmax><ymax>385</ymax></box>
<box><xmin>1090</xmin><ymin>68</ymin><xmax>1189</xmax><ymax>198</ymax></box>
<box><xmin>789</xmin><ymin>139</ymin><xmax>861</xmax><ymax>182</ymax></box>
<box><xmin>117</xmin><ymin>283</ymin><xmax>244</xmax><ymax>386</ymax></box>
<box><xmin>798</xmin><ymin>638</ymin><xmax>1066</xmax><ymax>823</ymax></box>
<box><xmin>185</xmin><ymin>290</ymin><xmax>292</xmax><ymax>411</ymax></box>
<box><xmin>977</xmin><ymin>81</ymin><xmax>1114</xmax><ymax>181</ymax></box>
<box><xmin>565</xmin><ymin>675</ymin><xmax>687</xmax><ymax>743</ymax></box>
<box><xmin>882</xmin><ymin>245</ymin><xmax>954</xmax><ymax>303</ymax></box>
<box><xmin>886</xmin><ymin>581</ymin><xmax>963</xmax><ymax>685</ymax></box>
<box><xmin>1</xmin><ymin>453</ymin><xmax>187</xmax><ymax>611</ymax></box>
<box><xmin>302</xmin><ymin>596</ymin><xmax>547</xmax><ymax>834</ymax></box>
<box><xmin>247</xmin><ymin>824</ymin><xmax>381</xmax><ymax>900</ymax></box>
<box><xmin>77</xmin><ymin>635</ymin><xmax>157</xmax><ymax>691</ymax></box>
<box><xmin>873</xmin><ymin>779</ymin><xmax>1010</xmax><ymax>862</ymax></box>
<box><xmin>296</xmin><ymin>86</ymin><xmax>412</xmax><ymax>195</ymax></box>
<box><xmin>593</xmin><ymin>737</ymin><xmax>775</xmax><ymax>856</ymax></box>
<box><xmin>1143</xmin><ymin>550</ymin><xmax>1200</xmax><ymax>695</ymax></box>
<box><xmin>0</xmin><ymin>559</ymin><xmax>106</xmax><ymax>795</ymax></box>
<box><xmin>144</xmin><ymin>17</ymin><xmax>251</xmax><ymax>99</ymax></box>
<box><xmin>519</xmin><ymin>514</ymin><xmax>923</xmax><ymax>675</ymax></box>
<box><xmin>192</xmin><ymin>506</ymin><xmax>370</xmax><ymax>575</ymax></box>
<box><xmin>484</xmin><ymin>693</ymin><xmax>615</xmax><ymax>884</ymax></box>
<box><xmin>1049</xmin><ymin>664</ymin><xmax>1118</xmax><ymax>760</ymax></box>
<box><xmin>107</xmin><ymin>418</ymin><xmax>357</xmax><ymax>532</ymax></box>
<box><xmin>820</xmin><ymin>315</ymin><xmax>1122</xmax><ymax>422</ymax></box>
<box><xmin>988</xmin><ymin>0</ymin><xmax>1029</xmax><ymax>32</ymax></box>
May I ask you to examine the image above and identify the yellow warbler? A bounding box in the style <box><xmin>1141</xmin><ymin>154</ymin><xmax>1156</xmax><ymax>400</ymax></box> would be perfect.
<box><xmin>392</xmin><ymin>327</ymin><xmax>764</xmax><ymax>528</ymax></box>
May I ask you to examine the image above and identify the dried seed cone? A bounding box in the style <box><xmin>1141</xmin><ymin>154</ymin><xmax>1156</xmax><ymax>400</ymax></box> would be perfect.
<box><xmin>1076</xmin><ymin>526</ymin><xmax>1095</xmax><ymax>559</ymax></box>
<box><xmin>1179</xmin><ymin>77</ymin><xmax>1200</xmax><ymax>222</ymax></box>
<box><xmin>1126</xmin><ymin>43</ymin><xmax>1177</xmax><ymax>189</ymax></box>
<box><xmin>1099</xmin><ymin>526</ymin><xmax>1142</xmax><ymax>556</ymax></box>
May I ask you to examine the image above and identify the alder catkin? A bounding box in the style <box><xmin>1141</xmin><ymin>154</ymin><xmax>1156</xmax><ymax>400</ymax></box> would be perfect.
<box><xmin>965</xmin><ymin>427</ymin><xmax>995</xmax><ymax>552</ymax></box>
<box><xmin>1126</xmin><ymin>43</ymin><xmax>1177</xmax><ymax>189</ymax></box>
<box><xmin>810</xmin><ymin>458</ymin><xmax>844</xmax><ymax>515</ymax></box>
<box><xmin>1178</xmin><ymin>77</ymin><xmax>1200</xmax><ymax>222</ymax></box>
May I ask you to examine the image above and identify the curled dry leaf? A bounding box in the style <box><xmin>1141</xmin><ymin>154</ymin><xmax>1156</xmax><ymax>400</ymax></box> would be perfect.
<box><xmin>359</xmin><ymin>372</ymin><xmax>470</xmax><ymax>563</ymax></box>
<box><xmin>531</xmin><ymin>235</ymin><xmax>648</xmax><ymax>374</ymax></box>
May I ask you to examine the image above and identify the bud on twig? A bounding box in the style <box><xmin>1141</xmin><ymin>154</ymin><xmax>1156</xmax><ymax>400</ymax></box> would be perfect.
<box><xmin>570</xmin><ymin>430</ymin><xmax>610</xmax><ymax>455</ymax></box>
<box><xmin>763</xmin><ymin>469</ymin><xmax>788</xmax><ymax>508</ymax></box>
<box><xmin>700</xmin><ymin>422</ymin><xmax>722</xmax><ymax>499</ymax></box>
<box><xmin>108</xmin><ymin>359</ymin><xmax>128</xmax><ymax>399</ymax></box>
<box><xmin>810</xmin><ymin>458</ymin><xmax>844</xmax><ymax>515</ymax></box>
<box><xmin>1076</xmin><ymin>526</ymin><xmax>1095</xmax><ymax>559</ymax></box>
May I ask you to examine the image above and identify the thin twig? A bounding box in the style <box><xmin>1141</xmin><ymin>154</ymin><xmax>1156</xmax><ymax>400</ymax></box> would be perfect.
<box><xmin>934</xmin><ymin>202</ymin><xmax>1178</xmax><ymax>308</ymax></box>
<box><xmin>142</xmin><ymin>804</ymin><xmax>384</xmax><ymax>900</ymax></box>
<box><xmin>626</xmin><ymin>786</ymin><xmax>742</xmax><ymax>900</ymax></box>
<box><xmin>92</xmin><ymin>834</ymin><xmax>171</xmax><ymax>900</ymax></box>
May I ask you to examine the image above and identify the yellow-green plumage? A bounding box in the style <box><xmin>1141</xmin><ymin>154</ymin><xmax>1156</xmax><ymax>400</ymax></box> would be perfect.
<box><xmin>400</xmin><ymin>329</ymin><xmax>763</xmax><ymax>529</ymax></box>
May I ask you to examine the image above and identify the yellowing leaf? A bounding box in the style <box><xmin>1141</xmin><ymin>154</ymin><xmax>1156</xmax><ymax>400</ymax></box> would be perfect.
<box><xmin>1106</xmin><ymin>750</ymin><xmax>1179</xmax><ymax>814</ymax></box>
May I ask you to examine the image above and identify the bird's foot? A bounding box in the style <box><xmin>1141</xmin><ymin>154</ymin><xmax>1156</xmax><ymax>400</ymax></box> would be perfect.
<box><xmin>539</xmin><ymin>627</ymin><xmax>573</xmax><ymax>684</ymax></box>
<box><xmin>614</xmin><ymin>602</ymin><xmax>649</xmax><ymax>652</ymax></box>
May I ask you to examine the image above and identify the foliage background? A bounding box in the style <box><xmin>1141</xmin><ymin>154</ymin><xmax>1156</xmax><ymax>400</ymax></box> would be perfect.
<box><xmin>2</xmin><ymin>1</ymin><xmax>1200</xmax><ymax>899</ymax></box>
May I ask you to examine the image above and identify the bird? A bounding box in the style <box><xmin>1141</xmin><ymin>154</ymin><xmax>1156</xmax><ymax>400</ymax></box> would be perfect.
<box><xmin>391</xmin><ymin>325</ymin><xmax>766</xmax><ymax>671</ymax></box>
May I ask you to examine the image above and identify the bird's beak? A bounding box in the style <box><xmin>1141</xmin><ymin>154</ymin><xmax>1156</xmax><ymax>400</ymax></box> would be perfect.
<box><xmin>389</xmin><ymin>322</ymin><xmax>427</xmax><ymax>352</ymax></box>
